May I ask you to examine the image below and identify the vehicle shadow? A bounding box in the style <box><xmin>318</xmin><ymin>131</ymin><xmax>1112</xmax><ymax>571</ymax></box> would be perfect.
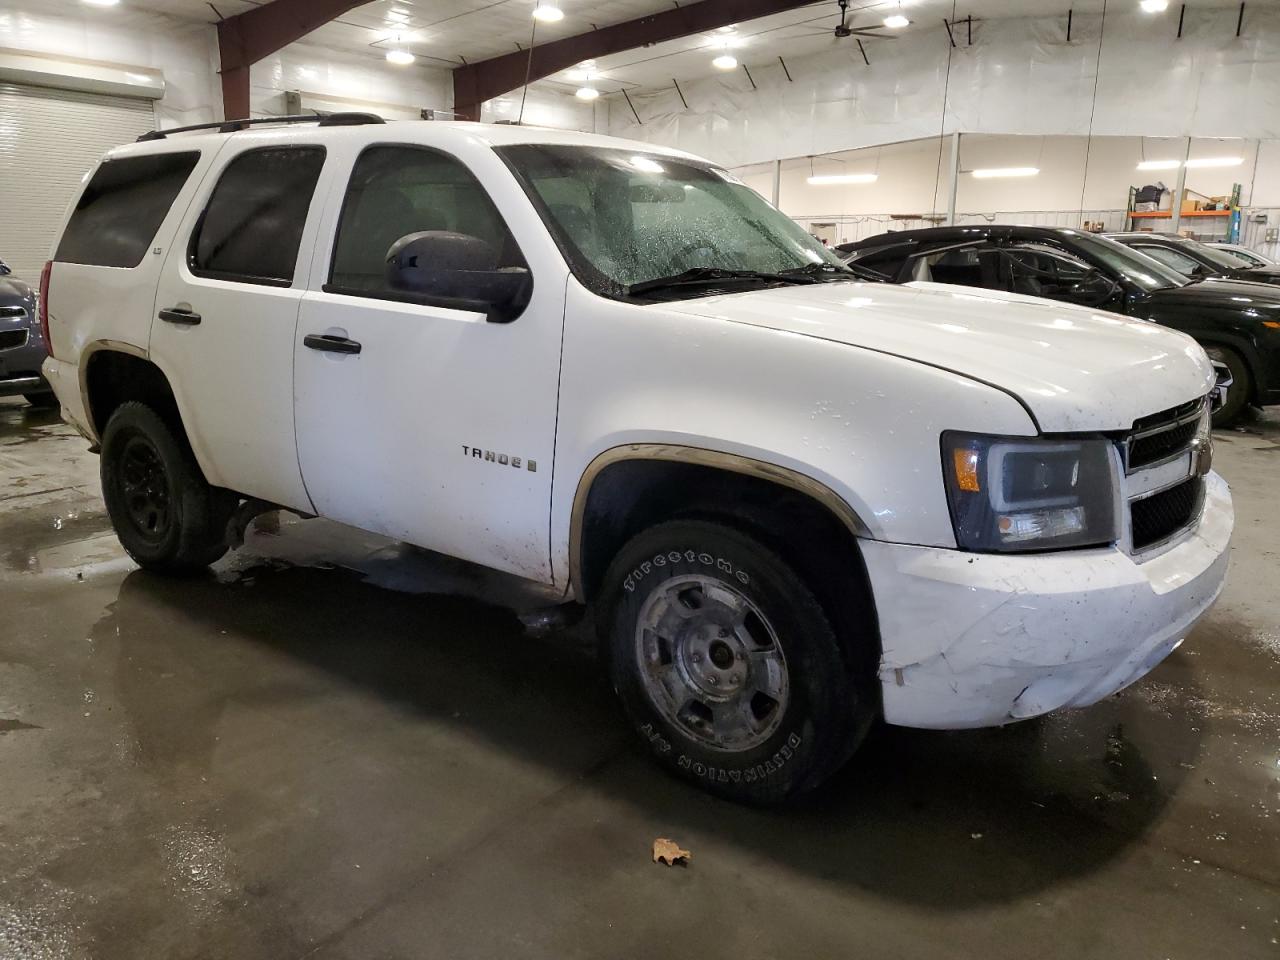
<box><xmin>99</xmin><ymin>551</ymin><xmax>1206</xmax><ymax>911</ymax></box>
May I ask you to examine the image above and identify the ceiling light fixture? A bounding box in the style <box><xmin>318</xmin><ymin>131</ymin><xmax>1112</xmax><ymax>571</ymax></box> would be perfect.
<box><xmin>883</xmin><ymin>14</ymin><xmax>909</xmax><ymax>28</ymax></box>
<box><xmin>532</xmin><ymin>4</ymin><xmax>564</xmax><ymax>22</ymax></box>
<box><xmin>1136</xmin><ymin>159</ymin><xmax>1181</xmax><ymax>170</ymax></box>
<box><xmin>807</xmin><ymin>173</ymin><xmax>878</xmax><ymax>185</ymax></box>
<box><xmin>575</xmin><ymin>86</ymin><xmax>600</xmax><ymax>100</ymax></box>
<box><xmin>1139</xmin><ymin>0</ymin><xmax>1169</xmax><ymax>12</ymax></box>
<box><xmin>82</xmin><ymin>0</ymin><xmax>121</xmax><ymax>6</ymax></box>
<box><xmin>1184</xmin><ymin>156</ymin><xmax>1244</xmax><ymax>168</ymax></box>
<box><xmin>712</xmin><ymin>54</ymin><xmax>738</xmax><ymax>70</ymax></box>
<box><xmin>970</xmin><ymin>167</ymin><xmax>1040</xmax><ymax>178</ymax></box>
<box><xmin>386</xmin><ymin>48</ymin><xmax>416</xmax><ymax>65</ymax></box>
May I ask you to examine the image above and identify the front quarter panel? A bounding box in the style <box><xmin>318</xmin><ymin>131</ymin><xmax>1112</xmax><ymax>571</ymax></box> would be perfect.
<box><xmin>551</xmin><ymin>279</ymin><xmax>1038</xmax><ymax>585</ymax></box>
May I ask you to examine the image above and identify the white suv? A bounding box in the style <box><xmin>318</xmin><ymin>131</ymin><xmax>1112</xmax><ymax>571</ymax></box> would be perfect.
<box><xmin>39</xmin><ymin>116</ymin><xmax>1232</xmax><ymax>802</ymax></box>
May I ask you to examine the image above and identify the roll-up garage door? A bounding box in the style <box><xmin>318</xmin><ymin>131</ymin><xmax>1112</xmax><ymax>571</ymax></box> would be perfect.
<box><xmin>0</xmin><ymin>82</ymin><xmax>155</xmax><ymax>284</ymax></box>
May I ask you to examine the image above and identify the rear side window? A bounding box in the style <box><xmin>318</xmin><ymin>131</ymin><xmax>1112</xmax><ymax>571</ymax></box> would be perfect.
<box><xmin>55</xmin><ymin>152</ymin><xmax>200</xmax><ymax>269</ymax></box>
<box><xmin>190</xmin><ymin>146</ymin><xmax>326</xmax><ymax>286</ymax></box>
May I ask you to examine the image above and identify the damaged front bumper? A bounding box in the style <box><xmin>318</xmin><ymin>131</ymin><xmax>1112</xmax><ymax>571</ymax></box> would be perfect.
<box><xmin>864</xmin><ymin>471</ymin><xmax>1232</xmax><ymax>729</ymax></box>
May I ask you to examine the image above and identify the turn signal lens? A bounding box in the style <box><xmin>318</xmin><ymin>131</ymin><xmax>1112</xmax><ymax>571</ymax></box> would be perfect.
<box><xmin>952</xmin><ymin>447</ymin><xmax>981</xmax><ymax>492</ymax></box>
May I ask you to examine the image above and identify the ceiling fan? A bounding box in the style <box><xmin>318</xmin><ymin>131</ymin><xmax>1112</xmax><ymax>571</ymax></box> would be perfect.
<box><xmin>794</xmin><ymin>0</ymin><xmax>899</xmax><ymax>40</ymax></box>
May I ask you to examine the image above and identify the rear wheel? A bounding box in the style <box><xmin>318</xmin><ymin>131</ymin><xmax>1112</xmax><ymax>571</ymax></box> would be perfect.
<box><xmin>600</xmin><ymin>520</ymin><xmax>872</xmax><ymax>804</ymax></box>
<box><xmin>100</xmin><ymin>402</ymin><xmax>235</xmax><ymax>574</ymax></box>
<box><xmin>1205</xmin><ymin>346</ymin><xmax>1251</xmax><ymax>428</ymax></box>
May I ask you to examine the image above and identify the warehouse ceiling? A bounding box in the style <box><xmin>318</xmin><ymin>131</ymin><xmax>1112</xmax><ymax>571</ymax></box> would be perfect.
<box><xmin>26</xmin><ymin>0</ymin><xmax>1254</xmax><ymax>98</ymax></box>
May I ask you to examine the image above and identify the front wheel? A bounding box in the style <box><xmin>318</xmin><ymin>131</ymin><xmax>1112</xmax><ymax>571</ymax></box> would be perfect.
<box><xmin>100</xmin><ymin>401</ymin><xmax>236</xmax><ymax>575</ymax></box>
<box><xmin>600</xmin><ymin>520</ymin><xmax>872</xmax><ymax>804</ymax></box>
<box><xmin>1206</xmin><ymin>346</ymin><xmax>1251</xmax><ymax>428</ymax></box>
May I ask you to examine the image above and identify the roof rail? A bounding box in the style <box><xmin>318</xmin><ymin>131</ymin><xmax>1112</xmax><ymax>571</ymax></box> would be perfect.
<box><xmin>137</xmin><ymin>112</ymin><xmax>385</xmax><ymax>143</ymax></box>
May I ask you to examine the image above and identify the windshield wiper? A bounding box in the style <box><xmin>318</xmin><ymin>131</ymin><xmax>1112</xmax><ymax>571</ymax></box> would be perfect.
<box><xmin>779</xmin><ymin>261</ymin><xmax>881</xmax><ymax>282</ymax></box>
<box><xmin>625</xmin><ymin>266</ymin><xmax>816</xmax><ymax>297</ymax></box>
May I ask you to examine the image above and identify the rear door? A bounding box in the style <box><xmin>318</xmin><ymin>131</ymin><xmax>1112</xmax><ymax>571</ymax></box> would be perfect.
<box><xmin>150</xmin><ymin>133</ymin><xmax>328</xmax><ymax>512</ymax></box>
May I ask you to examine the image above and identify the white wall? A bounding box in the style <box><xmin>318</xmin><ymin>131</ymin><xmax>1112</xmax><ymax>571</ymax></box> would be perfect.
<box><xmin>0</xmin><ymin>1</ymin><xmax>220</xmax><ymax>127</ymax></box>
<box><xmin>481</xmin><ymin>84</ymin><xmax>597</xmax><ymax>132</ymax></box>
<box><xmin>0</xmin><ymin>0</ymin><xmax>452</xmax><ymax>128</ymax></box>
<box><xmin>608</xmin><ymin>5</ymin><xmax>1280</xmax><ymax>170</ymax></box>
<box><xmin>251</xmin><ymin>43</ymin><xmax>450</xmax><ymax>120</ymax></box>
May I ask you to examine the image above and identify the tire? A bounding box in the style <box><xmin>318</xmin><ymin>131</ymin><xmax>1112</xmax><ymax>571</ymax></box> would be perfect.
<box><xmin>24</xmin><ymin>392</ymin><xmax>58</xmax><ymax>409</ymax></box>
<box><xmin>599</xmin><ymin>520</ymin><xmax>872</xmax><ymax>804</ymax></box>
<box><xmin>100</xmin><ymin>401</ymin><xmax>236</xmax><ymax>574</ymax></box>
<box><xmin>1205</xmin><ymin>346</ymin><xmax>1251</xmax><ymax>428</ymax></box>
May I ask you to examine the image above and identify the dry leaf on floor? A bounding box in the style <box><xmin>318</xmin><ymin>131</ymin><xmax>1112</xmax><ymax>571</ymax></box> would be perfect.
<box><xmin>652</xmin><ymin>838</ymin><xmax>691</xmax><ymax>866</ymax></box>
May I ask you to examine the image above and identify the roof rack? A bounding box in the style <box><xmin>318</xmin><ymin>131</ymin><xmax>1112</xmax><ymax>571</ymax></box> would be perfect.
<box><xmin>137</xmin><ymin>112</ymin><xmax>385</xmax><ymax>143</ymax></box>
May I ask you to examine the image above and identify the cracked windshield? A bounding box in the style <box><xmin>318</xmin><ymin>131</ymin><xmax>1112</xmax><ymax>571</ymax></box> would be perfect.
<box><xmin>498</xmin><ymin>144</ymin><xmax>854</xmax><ymax>298</ymax></box>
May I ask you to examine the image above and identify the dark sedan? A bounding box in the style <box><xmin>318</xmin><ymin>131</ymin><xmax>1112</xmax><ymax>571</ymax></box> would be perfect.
<box><xmin>1106</xmin><ymin>232</ymin><xmax>1280</xmax><ymax>287</ymax></box>
<box><xmin>0</xmin><ymin>258</ymin><xmax>55</xmax><ymax>408</ymax></box>
<box><xmin>839</xmin><ymin>225</ymin><xmax>1280</xmax><ymax>425</ymax></box>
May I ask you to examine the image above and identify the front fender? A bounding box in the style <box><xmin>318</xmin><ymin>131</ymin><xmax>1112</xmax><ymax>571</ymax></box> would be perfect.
<box><xmin>550</xmin><ymin>281</ymin><xmax>1037</xmax><ymax>586</ymax></box>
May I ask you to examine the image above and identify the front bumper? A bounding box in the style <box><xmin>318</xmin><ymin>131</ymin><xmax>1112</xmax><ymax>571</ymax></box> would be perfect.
<box><xmin>865</xmin><ymin>471</ymin><xmax>1232</xmax><ymax>729</ymax></box>
<box><xmin>0</xmin><ymin>337</ymin><xmax>50</xmax><ymax>397</ymax></box>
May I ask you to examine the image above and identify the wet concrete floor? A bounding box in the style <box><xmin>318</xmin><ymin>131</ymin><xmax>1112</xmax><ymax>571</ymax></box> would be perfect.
<box><xmin>0</xmin><ymin>396</ymin><xmax>1277</xmax><ymax>959</ymax></box>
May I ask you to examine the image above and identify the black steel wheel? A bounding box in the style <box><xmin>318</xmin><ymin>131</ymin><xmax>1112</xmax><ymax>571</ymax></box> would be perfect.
<box><xmin>100</xmin><ymin>402</ymin><xmax>236</xmax><ymax>574</ymax></box>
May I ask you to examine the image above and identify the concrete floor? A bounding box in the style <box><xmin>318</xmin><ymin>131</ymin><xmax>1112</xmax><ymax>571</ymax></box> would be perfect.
<box><xmin>1</xmin><ymin>397</ymin><xmax>1277</xmax><ymax>960</ymax></box>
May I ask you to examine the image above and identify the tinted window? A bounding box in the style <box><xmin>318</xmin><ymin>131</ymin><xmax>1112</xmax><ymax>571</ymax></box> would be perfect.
<box><xmin>329</xmin><ymin>146</ymin><xmax>524</xmax><ymax>295</ymax></box>
<box><xmin>1132</xmin><ymin>244</ymin><xmax>1202</xmax><ymax>276</ymax></box>
<box><xmin>999</xmin><ymin>245</ymin><xmax>1118</xmax><ymax>305</ymax></box>
<box><xmin>190</xmin><ymin>147</ymin><xmax>325</xmax><ymax>285</ymax></box>
<box><xmin>55</xmin><ymin>152</ymin><xmax>200</xmax><ymax>268</ymax></box>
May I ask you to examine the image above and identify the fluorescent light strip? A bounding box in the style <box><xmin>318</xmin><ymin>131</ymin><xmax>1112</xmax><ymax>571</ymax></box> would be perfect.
<box><xmin>807</xmin><ymin>174</ymin><xmax>878</xmax><ymax>185</ymax></box>
<box><xmin>970</xmin><ymin>167</ymin><xmax>1039</xmax><ymax>179</ymax></box>
<box><xmin>1136</xmin><ymin>159</ymin><xmax>1181</xmax><ymax>170</ymax></box>
<box><xmin>1184</xmin><ymin>156</ymin><xmax>1244</xmax><ymax>168</ymax></box>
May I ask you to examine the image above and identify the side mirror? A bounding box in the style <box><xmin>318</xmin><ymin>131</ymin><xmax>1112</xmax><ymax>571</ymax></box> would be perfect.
<box><xmin>0</xmin><ymin>259</ymin><xmax>10</xmax><ymax>277</ymax></box>
<box><xmin>386</xmin><ymin>231</ymin><xmax>532</xmax><ymax>323</ymax></box>
<box><xmin>1191</xmin><ymin>263</ymin><xmax>1214</xmax><ymax>278</ymax></box>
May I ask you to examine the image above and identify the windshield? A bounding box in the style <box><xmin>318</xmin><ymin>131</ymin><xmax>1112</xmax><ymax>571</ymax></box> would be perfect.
<box><xmin>496</xmin><ymin>144</ymin><xmax>851</xmax><ymax>298</ymax></box>
<box><xmin>1179</xmin><ymin>238</ymin><xmax>1251</xmax><ymax>272</ymax></box>
<box><xmin>1064</xmin><ymin>231</ymin><xmax>1188</xmax><ymax>291</ymax></box>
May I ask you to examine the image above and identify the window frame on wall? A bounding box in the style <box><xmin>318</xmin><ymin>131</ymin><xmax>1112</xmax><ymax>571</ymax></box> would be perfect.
<box><xmin>186</xmin><ymin>144</ymin><xmax>328</xmax><ymax>288</ymax></box>
<box><xmin>323</xmin><ymin>142</ymin><xmax>528</xmax><ymax>307</ymax></box>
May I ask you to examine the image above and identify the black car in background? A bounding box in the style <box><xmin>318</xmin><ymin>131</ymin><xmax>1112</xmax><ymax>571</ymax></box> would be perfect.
<box><xmin>0</xmin><ymin>258</ymin><xmax>55</xmax><ymax>408</ymax></box>
<box><xmin>1106</xmin><ymin>232</ymin><xmax>1280</xmax><ymax>287</ymax></box>
<box><xmin>840</xmin><ymin>225</ymin><xmax>1280</xmax><ymax>425</ymax></box>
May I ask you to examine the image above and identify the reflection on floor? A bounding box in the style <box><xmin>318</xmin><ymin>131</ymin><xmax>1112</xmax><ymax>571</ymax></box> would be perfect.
<box><xmin>1</xmin><ymin>396</ymin><xmax>1278</xmax><ymax>959</ymax></box>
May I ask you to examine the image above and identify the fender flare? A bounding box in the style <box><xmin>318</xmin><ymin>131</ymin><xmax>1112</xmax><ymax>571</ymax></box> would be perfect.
<box><xmin>568</xmin><ymin>443</ymin><xmax>871</xmax><ymax>600</ymax></box>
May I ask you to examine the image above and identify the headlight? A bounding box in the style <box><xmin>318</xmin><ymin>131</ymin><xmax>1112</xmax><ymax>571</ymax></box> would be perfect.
<box><xmin>942</xmin><ymin>432</ymin><xmax>1118</xmax><ymax>552</ymax></box>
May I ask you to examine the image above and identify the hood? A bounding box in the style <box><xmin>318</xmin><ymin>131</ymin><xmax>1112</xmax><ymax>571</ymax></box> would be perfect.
<box><xmin>1145</xmin><ymin>276</ymin><xmax>1280</xmax><ymax>310</ymax></box>
<box><xmin>0</xmin><ymin>276</ymin><xmax>33</xmax><ymax>305</ymax></box>
<box><xmin>662</xmin><ymin>280</ymin><xmax>1214</xmax><ymax>433</ymax></box>
<box><xmin>1233</xmin><ymin>265</ymin><xmax>1280</xmax><ymax>282</ymax></box>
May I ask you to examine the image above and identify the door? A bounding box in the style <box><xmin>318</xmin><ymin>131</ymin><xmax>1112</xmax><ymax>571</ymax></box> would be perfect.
<box><xmin>150</xmin><ymin>137</ymin><xmax>328</xmax><ymax>512</ymax></box>
<box><xmin>293</xmin><ymin>144</ymin><xmax>564</xmax><ymax>583</ymax></box>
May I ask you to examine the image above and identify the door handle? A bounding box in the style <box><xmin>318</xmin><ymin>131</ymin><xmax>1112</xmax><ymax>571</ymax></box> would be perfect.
<box><xmin>303</xmin><ymin>333</ymin><xmax>362</xmax><ymax>355</ymax></box>
<box><xmin>158</xmin><ymin>307</ymin><xmax>201</xmax><ymax>325</ymax></box>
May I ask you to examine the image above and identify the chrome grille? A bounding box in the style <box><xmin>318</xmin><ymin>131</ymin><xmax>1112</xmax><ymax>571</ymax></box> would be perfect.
<box><xmin>0</xmin><ymin>305</ymin><xmax>26</xmax><ymax>320</ymax></box>
<box><xmin>1122</xmin><ymin>395</ymin><xmax>1210</xmax><ymax>554</ymax></box>
<box><xmin>1131</xmin><ymin>478</ymin><xmax>1205</xmax><ymax>551</ymax></box>
<box><xmin>1124</xmin><ymin>397</ymin><xmax>1206</xmax><ymax>472</ymax></box>
<box><xmin>0</xmin><ymin>329</ymin><xmax>29</xmax><ymax>351</ymax></box>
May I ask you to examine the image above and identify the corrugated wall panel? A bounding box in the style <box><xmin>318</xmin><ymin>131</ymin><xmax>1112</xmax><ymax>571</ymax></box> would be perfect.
<box><xmin>0</xmin><ymin>82</ymin><xmax>154</xmax><ymax>283</ymax></box>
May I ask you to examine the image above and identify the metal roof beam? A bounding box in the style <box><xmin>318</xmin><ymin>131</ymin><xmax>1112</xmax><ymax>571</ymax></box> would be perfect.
<box><xmin>216</xmin><ymin>0</ymin><xmax>370</xmax><ymax>120</ymax></box>
<box><xmin>452</xmin><ymin>0</ymin><xmax>817</xmax><ymax>120</ymax></box>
